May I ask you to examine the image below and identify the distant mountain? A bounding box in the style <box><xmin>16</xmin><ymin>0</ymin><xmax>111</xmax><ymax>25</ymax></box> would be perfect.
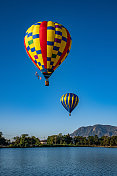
<box><xmin>71</xmin><ymin>124</ymin><xmax>117</xmax><ymax>138</ymax></box>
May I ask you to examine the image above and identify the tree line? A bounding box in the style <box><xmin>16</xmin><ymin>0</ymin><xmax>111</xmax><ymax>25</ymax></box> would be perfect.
<box><xmin>0</xmin><ymin>132</ymin><xmax>40</xmax><ymax>147</ymax></box>
<box><xmin>0</xmin><ymin>132</ymin><xmax>117</xmax><ymax>147</ymax></box>
<box><xmin>47</xmin><ymin>133</ymin><xmax>117</xmax><ymax>146</ymax></box>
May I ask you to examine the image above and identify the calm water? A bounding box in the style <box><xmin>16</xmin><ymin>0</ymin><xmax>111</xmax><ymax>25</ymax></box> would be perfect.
<box><xmin>0</xmin><ymin>147</ymin><xmax>117</xmax><ymax>176</ymax></box>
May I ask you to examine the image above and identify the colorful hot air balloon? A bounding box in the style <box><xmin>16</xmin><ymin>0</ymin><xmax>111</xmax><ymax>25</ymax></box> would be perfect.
<box><xmin>60</xmin><ymin>93</ymin><xmax>79</xmax><ymax>116</ymax></box>
<box><xmin>24</xmin><ymin>21</ymin><xmax>72</xmax><ymax>86</ymax></box>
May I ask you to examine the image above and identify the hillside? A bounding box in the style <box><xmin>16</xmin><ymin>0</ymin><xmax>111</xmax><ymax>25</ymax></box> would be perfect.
<box><xmin>71</xmin><ymin>124</ymin><xmax>117</xmax><ymax>138</ymax></box>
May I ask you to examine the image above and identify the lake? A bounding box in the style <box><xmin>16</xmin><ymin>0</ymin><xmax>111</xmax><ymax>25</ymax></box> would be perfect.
<box><xmin>0</xmin><ymin>147</ymin><xmax>117</xmax><ymax>176</ymax></box>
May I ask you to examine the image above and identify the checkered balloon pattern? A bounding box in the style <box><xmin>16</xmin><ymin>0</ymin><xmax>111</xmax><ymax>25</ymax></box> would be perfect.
<box><xmin>60</xmin><ymin>93</ymin><xmax>79</xmax><ymax>114</ymax></box>
<box><xmin>24</xmin><ymin>21</ymin><xmax>72</xmax><ymax>79</ymax></box>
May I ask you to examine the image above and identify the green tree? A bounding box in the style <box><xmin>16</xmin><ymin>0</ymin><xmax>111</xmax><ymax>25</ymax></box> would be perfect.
<box><xmin>100</xmin><ymin>136</ymin><xmax>110</xmax><ymax>146</ymax></box>
<box><xmin>63</xmin><ymin>134</ymin><xmax>72</xmax><ymax>145</ymax></box>
<box><xmin>0</xmin><ymin>132</ymin><xmax>8</xmax><ymax>146</ymax></box>
<box><xmin>11</xmin><ymin>134</ymin><xmax>40</xmax><ymax>148</ymax></box>
<box><xmin>88</xmin><ymin>136</ymin><xmax>95</xmax><ymax>145</ymax></box>
<box><xmin>94</xmin><ymin>135</ymin><xmax>99</xmax><ymax>145</ymax></box>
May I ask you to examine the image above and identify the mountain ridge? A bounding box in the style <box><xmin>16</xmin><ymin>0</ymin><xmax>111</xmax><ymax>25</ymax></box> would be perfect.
<box><xmin>70</xmin><ymin>124</ymin><xmax>117</xmax><ymax>138</ymax></box>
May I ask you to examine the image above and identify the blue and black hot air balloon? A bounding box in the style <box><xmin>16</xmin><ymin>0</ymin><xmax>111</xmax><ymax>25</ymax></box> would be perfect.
<box><xmin>60</xmin><ymin>93</ymin><xmax>79</xmax><ymax>116</ymax></box>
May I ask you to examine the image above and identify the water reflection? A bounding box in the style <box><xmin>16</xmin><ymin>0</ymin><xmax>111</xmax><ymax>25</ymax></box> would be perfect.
<box><xmin>0</xmin><ymin>147</ymin><xmax>117</xmax><ymax>176</ymax></box>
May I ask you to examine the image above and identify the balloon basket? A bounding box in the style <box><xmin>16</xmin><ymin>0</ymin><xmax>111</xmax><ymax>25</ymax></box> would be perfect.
<box><xmin>45</xmin><ymin>80</ymin><xmax>49</xmax><ymax>86</ymax></box>
<box><xmin>69</xmin><ymin>113</ymin><xmax>71</xmax><ymax>116</ymax></box>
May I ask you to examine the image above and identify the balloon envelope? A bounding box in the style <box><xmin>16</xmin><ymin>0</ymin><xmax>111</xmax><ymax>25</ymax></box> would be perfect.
<box><xmin>24</xmin><ymin>21</ymin><xmax>72</xmax><ymax>85</ymax></box>
<box><xmin>60</xmin><ymin>93</ymin><xmax>79</xmax><ymax>115</ymax></box>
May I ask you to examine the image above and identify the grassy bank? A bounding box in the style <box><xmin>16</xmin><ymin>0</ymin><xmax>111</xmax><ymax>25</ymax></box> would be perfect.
<box><xmin>0</xmin><ymin>144</ymin><xmax>117</xmax><ymax>148</ymax></box>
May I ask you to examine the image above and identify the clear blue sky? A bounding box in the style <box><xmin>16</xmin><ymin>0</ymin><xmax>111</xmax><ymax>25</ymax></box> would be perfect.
<box><xmin>0</xmin><ymin>0</ymin><xmax>117</xmax><ymax>139</ymax></box>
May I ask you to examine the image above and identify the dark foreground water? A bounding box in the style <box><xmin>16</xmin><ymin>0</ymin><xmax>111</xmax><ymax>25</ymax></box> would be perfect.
<box><xmin>0</xmin><ymin>147</ymin><xmax>117</xmax><ymax>176</ymax></box>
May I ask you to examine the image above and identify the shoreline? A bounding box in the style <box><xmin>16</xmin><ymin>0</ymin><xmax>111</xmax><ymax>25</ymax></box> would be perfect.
<box><xmin>0</xmin><ymin>145</ymin><xmax>117</xmax><ymax>148</ymax></box>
